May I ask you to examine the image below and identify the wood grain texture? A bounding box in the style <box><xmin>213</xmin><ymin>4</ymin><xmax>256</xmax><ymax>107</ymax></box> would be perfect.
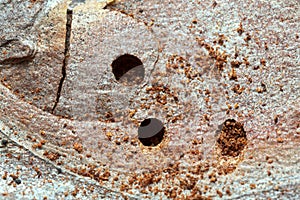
<box><xmin>0</xmin><ymin>0</ymin><xmax>299</xmax><ymax>199</ymax></box>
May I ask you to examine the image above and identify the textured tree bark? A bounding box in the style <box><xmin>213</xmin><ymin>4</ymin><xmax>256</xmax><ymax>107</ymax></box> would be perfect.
<box><xmin>0</xmin><ymin>0</ymin><xmax>299</xmax><ymax>199</ymax></box>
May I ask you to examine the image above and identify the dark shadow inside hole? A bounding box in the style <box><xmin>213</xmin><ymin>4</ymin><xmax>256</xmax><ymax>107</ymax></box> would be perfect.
<box><xmin>111</xmin><ymin>54</ymin><xmax>144</xmax><ymax>85</ymax></box>
<box><xmin>141</xmin><ymin>118</ymin><xmax>151</xmax><ymax>127</ymax></box>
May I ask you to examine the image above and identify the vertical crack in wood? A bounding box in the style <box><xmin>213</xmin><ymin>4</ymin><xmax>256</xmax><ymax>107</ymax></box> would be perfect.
<box><xmin>52</xmin><ymin>8</ymin><xmax>73</xmax><ymax>113</ymax></box>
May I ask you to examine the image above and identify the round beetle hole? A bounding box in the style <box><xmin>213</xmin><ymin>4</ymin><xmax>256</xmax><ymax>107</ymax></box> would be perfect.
<box><xmin>138</xmin><ymin>118</ymin><xmax>165</xmax><ymax>146</ymax></box>
<box><xmin>111</xmin><ymin>54</ymin><xmax>144</xmax><ymax>85</ymax></box>
<box><xmin>217</xmin><ymin>119</ymin><xmax>247</xmax><ymax>157</ymax></box>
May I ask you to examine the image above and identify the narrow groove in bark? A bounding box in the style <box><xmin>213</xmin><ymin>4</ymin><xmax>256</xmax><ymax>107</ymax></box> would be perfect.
<box><xmin>52</xmin><ymin>9</ymin><xmax>72</xmax><ymax>113</ymax></box>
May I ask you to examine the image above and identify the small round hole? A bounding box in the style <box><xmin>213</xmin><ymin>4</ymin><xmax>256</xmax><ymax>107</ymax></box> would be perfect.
<box><xmin>111</xmin><ymin>54</ymin><xmax>144</xmax><ymax>85</ymax></box>
<box><xmin>138</xmin><ymin>118</ymin><xmax>165</xmax><ymax>146</ymax></box>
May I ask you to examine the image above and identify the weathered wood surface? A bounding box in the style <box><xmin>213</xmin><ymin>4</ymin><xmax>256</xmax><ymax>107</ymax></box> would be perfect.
<box><xmin>0</xmin><ymin>0</ymin><xmax>299</xmax><ymax>199</ymax></box>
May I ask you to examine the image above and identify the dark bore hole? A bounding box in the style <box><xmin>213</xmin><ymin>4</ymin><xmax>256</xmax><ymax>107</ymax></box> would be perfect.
<box><xmin>111</xmin><ymin>54</ymin><xmax>144</xmax><ymax>85</ymax></box>
<box><xmin>138</xmin><ymin>118</ymin><xmax>165</xmax><ymax>146</ymax></box>
<box><xmin>14</xmin><ymin>178</ymin><xmax>21</xmax><ymax>185</ymax></box>
<box><xmin>217</xmin><ymin>119</ymin><xmax>247</xmax><ymax>157</ymax></box>
<box><xmin>1</xmin><ymin>139</ymin><xmax>8</xmax><ymax>146</ymax></box>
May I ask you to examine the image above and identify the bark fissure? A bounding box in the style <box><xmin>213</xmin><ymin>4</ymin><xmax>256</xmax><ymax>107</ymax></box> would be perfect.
<box><xmin>52</xmin><ymin>9</ymin><xmax>72</xmax><ymax>113</ymax></box>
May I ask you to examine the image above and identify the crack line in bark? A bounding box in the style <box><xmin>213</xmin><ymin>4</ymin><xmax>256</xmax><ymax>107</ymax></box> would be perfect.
<box><xmin>52</xmin><ymin>8</ymin><xmax>72</xmax><ymax>113</ymax></box>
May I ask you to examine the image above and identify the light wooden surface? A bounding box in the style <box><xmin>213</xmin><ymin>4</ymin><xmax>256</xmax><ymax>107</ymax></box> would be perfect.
<box><xmin>0</xmin><ymin>0</ymin><xmax>299</xmax><ymax>199</ymax></box>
